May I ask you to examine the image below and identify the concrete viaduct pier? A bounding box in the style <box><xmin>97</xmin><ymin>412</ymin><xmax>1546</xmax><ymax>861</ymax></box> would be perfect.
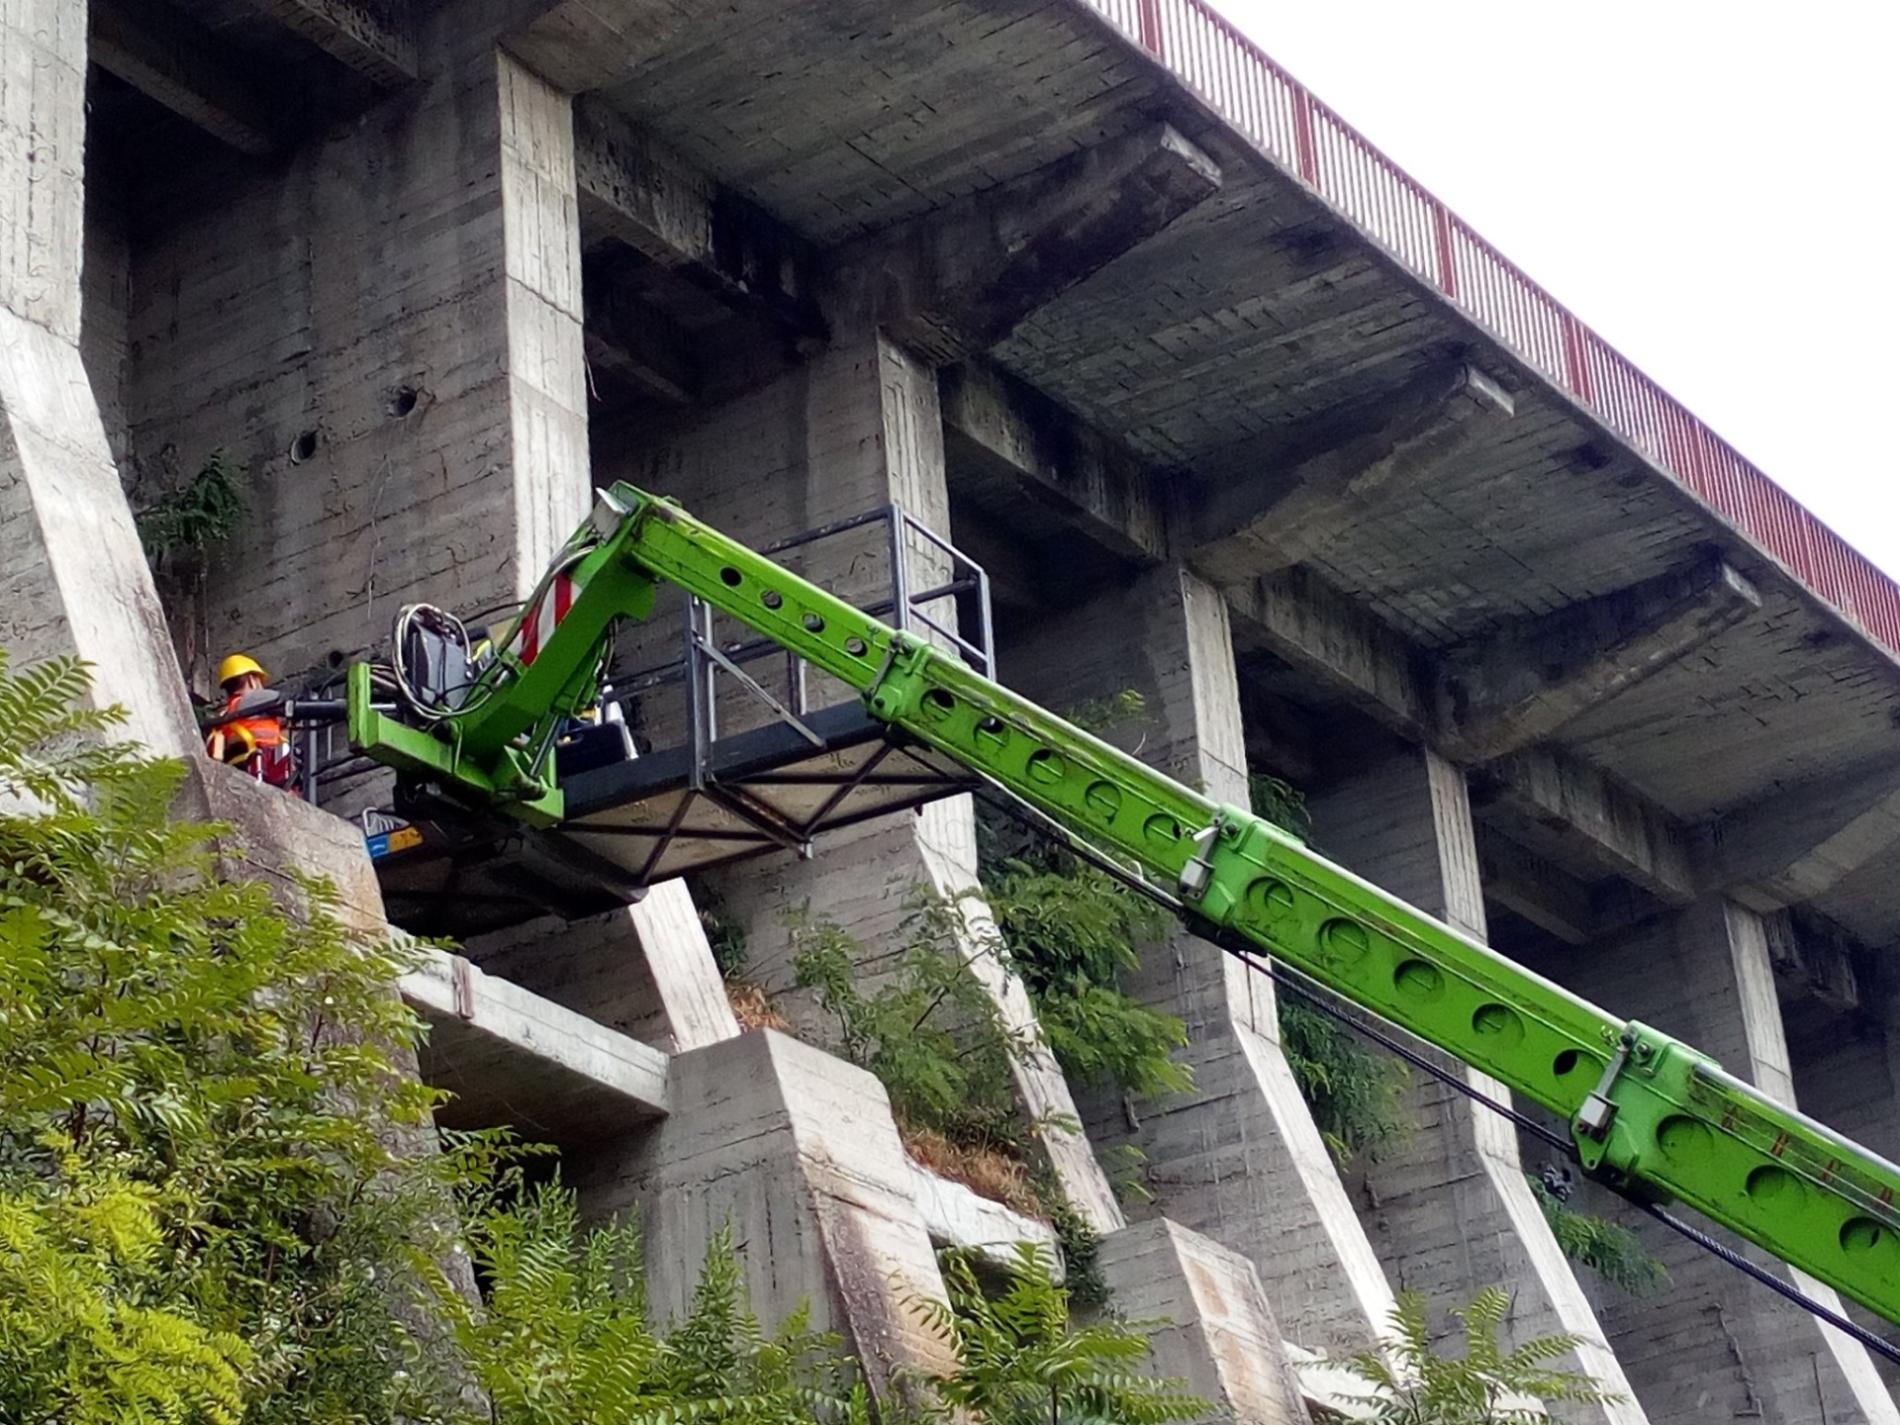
<box><xmin>6</xmin><ymin>0</ymin><xmax>1900</xmax><ymax>1418</ymax></box>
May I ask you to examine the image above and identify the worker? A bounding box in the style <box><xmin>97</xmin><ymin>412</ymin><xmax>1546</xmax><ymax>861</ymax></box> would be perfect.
<box><xmin>205</xmin><ymin>653</ymin><xmax>298</xmax><ymax>793</ymax></box>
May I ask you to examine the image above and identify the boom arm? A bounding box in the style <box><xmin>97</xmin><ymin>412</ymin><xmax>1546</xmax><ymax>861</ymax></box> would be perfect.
<box><xmin>350</xmin><ymin>483</ymin><xmax>1900</xmax><ymax>1327</ymax></box>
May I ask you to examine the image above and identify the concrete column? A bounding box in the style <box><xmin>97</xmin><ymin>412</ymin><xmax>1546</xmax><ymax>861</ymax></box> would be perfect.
<box><xmin>569</xmin><ymin>1029</ymin><xmax>958</xmax><ymax>1399</ymax></box>
<box><xmin>1309</xmin><ymin>744</ymin><xmax>1641</xmax><ymax>1421</ymax></box>
<box><xmin>1006</xmin><ymin>563</ymin><xmax>1396</xmax><ymax>1362</ymax></box>
<box><xmin>0</xmin><ymin>0</ymin><xmax>198</xmax><ymax>754</ymax></box>
<box><xmin>1788</xmin><ymin>980</ymin><xmax>1900</xmax><ymax>1379</ymax></box>
<box><xmin>123</xmin><ymin>31</ymin><xmax>588</xmax><ymax>692</ymax></box>
<box><xmin>607</xmin><ymin>330</ymin><xmax>1123</xmax><ymax>1230</ymax></box>
<box><xmin>1537</xmin><ymin>902</ymin><xmax>1900</xmax><ymax>1424</ymax></box>
<box><xmin>1097</xmin><ymin>1218</ymin><xmax>1313</xmax><ymax>1424</ymax></box>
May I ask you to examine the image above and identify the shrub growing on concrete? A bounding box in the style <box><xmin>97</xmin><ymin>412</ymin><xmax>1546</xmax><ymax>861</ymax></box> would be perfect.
<box><xmin>1340</xmin><ymin>1287</ymin><xmax>1621</xmax><ymax>1424</ymax></box>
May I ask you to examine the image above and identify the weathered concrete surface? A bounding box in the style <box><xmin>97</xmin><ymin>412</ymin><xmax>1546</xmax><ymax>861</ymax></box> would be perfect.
<box><xmin>570</xmin><ymin>1030</ymin><xmax>958</xmax><ymax>1398</ymax></box>
<box><xmin>831</xmin><ymin>122</ymin><xmax>1221</xmax><ymax>364</ymax></box>
<box><xmin>1310</xmin><ymin>744</ymin><xmax>1642</xmax><ymax>1423</ymax></box>
<box><xmin>1436</xmin><ymin>557</ymin><xmax>1761</xmax><ymax>764</ymax></box>
<box><xmin>603</xmin><ymin>329</ymin><xmax>1124</xmax><ymax>1231</ymax></box>
<box><xmin>908</xmin><ymin>1162</ymin><xmax>1059</xmax><ymax>1272</ymax></box>
<box><xmin>1098</xmin><ymin>1218</ymin><xmax>1313</xmax><ymax>1424</ymax></box>
<box><xmin>1524</xmin><ymin>903</ymin><xmax>1898</xmax><ymax>1425</ymax></box>
<box><xmin>1185</xmin><ymin>363</ymin><xmax>1514</xmax><ymax>586</ymax></box>
<box><xmin>121</xmin><ymin>30</ymin><xmax>586</xmax><ymax>695</ymax></box>
<box><xmin>404</xmin><ymin>946</ymin><xmax>670</xmax><ymax>1143</ymax></box>
<box><xmin>0</xmin><ymin>0</ymin><xmax>198</xmax><ymax>754</ymax></box>
<box><xmin>470</xmin><ymin>883</ymin><xmax>739</xmax><ymax>1052</ymax></box>
<box><xmin>1006</xmin><ymin>561</ymin><xmax>1397</xmax><ymax>1362</ymax></box>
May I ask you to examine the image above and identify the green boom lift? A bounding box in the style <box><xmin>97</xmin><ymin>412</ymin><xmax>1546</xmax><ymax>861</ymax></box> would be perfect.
<box><xmin>347</xmin><ymin>482</ymin><xmax>1900</xmax><ymax>1334</ymax></box>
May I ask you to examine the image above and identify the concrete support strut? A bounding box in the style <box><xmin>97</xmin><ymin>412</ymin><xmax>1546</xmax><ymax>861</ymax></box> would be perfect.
<box><xmin>0</xmin><ymin>0</ymin><xmax>199</xmax><ymax>753</ymax></box>
<box><xmin>1437</xmin><ymin>556</ymin><xmax>1761</xmax><ymax>763</ymax></box>
<box><xmin>228</xmin><ymin>0</ymin><xmax>417</xmax><ymax>85</ymax></box>
<box><xmin>843</xmin><ymin>125</ymin><xmax>1222</xmax><ymax>365</ymax></box>
<box><xmin>1311</xmin><ymin>744</ymin><xmax>1643</xmax><ymax>1424</ymax></box>
<box><xmin>607</xmin><ymin>328</ymin><xmax>1124</xmax><ymax>1231</ymax></box>
<box><xmin>1186</xmin><ymin>363</ymin><xmax>1514</xmax><ymax>586</ymax></box>
<box><xmin>1097</xmin><ymin>1219</ymin><xmax>1313</xmax><ymax>1424</ymax></box>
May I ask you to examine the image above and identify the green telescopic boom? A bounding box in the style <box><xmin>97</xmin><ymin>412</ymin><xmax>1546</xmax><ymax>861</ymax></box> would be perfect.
<box><xmin>350</xmin><ymin>483</ymin><xmax>1900</xmax><ymax>1328</ymax></box>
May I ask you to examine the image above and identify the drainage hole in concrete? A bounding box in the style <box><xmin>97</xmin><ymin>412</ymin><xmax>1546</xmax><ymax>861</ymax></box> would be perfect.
<box><xmin>289</xmin><ymin>430</ymin><xmax>320</xmax><ymax>464</ymax></box>
<box><xmin>387</xmin><ymin>386</ymin><xmax>419</xmax><ymax>418</ymax></box>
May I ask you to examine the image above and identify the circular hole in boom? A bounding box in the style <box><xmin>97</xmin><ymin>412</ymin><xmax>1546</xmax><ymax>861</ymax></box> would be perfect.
<box><xmin>761</xmin><ymin>590</ymin><xmax>783</xmax><ymax>609</ymax></box>
<box><xmin>720</xmin><ymin>567</ymin><xmax>742</xmax><ymax>587</ymax></box>
<box><xmin>802</xmin><ymin>613</ymin><xmax>825</xmax><ymax>632</ymax></box>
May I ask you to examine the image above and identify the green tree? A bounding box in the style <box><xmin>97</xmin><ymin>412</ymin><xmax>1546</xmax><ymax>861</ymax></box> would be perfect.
<box><xmin>0</xmin><ymin>651</ymin><xmax>454</xmax><ymax>1423</ymax></box>
<box><xmin>912</xmin><ymin>1245</ymin><xmax>1208</xmax><ymax>1425</ymax></box>
<box><xmin>1341</xmin><ymin>1288</ymin><xmax>1620</xmax><ymax>1424</ymax></box>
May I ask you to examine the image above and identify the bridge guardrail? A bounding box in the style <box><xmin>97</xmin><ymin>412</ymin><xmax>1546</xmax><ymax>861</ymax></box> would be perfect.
<box><xmin>1084</xmin><ymin>0</ymin><xmax>1900</xmax><ymax>656</ymax></box>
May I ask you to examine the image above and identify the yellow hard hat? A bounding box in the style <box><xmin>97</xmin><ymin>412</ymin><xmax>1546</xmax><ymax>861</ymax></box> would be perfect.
<box><xmin>217</xmin><ymin>653</ymin><xmax>267</xmax><ymax>688</ymax></box>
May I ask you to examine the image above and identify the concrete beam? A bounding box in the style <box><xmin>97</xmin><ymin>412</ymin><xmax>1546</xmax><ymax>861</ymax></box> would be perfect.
<box><xmin>1709</xmin><ymin>756</ymin><xmax>1900</xmax><ymax>914</ymax></box>
<box><xmin>848</xmin><ymin>123</ymin><xmax>1221</xmax><ymax>364</ymax></box>
<box><xmin>1478</xmin><ymin>832</ymin><xmax>1599</xmax><ymax>946</ymax></box>
<box><xmin>1185</xmin><ymin>363</ymin><xmax>1514</xmax><ymax>585</ymax></box>
<box><xmin>1228</xmin><ymin>567</ymin><xmax>1434</xmax><ymax>741</ymax></box>
<box><xmin>1437</xmin><ymin>556</ymin><xmax>1762</xmax><ymax>762</ymax></box>
<box><xmin>585</xmin><ymin>255</ymin><xmax>698</xmax><ymax>405</ymax></box>
<box><xmin>907</xmin><ymin>1163</ymin><xmax>1060</xmax><ymax>1274</ymax></box>
<box><xmin>91</xmin><ymin>0</ymin><xmax>279</xmax><ymax>155</ymax></box>
<box><xmin>1479</xmin><ymin>745</ymin><xmax>1697</xmax><ymax>906</ymax></box>
<box><xmin>502</xmin><ymin>0</ymin><xmax>689</xmax><ymax>94</ymax></box>
<box><xmin>940</xmin><ymin>359</ymin><xmax>1171</xmax><ymax>565</ymax></box>
<box><xmin>940</xmin><ymin>342</ymin><xmax>1699</xmax><ymax>917</ymax></box>
<box><xmin>1762</xmin><ymin>911</ymin><xmax>1862</xmax><ymax>1016</ymax></box>
<box><xmin>227</xmin><ymin>0</ymin><xmax>415</xmax><ymax>86</ymax></box>
<box><xmin>404</xmin><ymin>948</ymin><xmax>670</xmax><ymax>1143</ymax></box>
<box><xmin>573</xmin><ymin>97</ymin><xmax>821</xmax><ymax>337</ymax></box>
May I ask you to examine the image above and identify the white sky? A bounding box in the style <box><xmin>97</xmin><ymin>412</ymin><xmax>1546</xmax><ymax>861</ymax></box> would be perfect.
<box><xmin>1207</xmin><ymin>0</ymin><xmax>1900</xmax><ymax>577</ymax></box>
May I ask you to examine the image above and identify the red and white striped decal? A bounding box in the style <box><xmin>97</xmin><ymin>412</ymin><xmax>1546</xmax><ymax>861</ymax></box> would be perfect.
<box><xmin>512</xmin><ymin>573</ymin><xmax>575</xmax><ymax>666</ymax></box>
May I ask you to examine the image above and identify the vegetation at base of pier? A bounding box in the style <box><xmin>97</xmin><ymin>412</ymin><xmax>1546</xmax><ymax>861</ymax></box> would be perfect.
<box><xmin>790</xmin><ymin>896</ymin><xmax>1030</xmax><ymax>1160</ymax></box>
<box><xmin>0</xmin><ymin>651</ymin><xmax>1212</xmax><ymax>1425</ymax></box>
<box><xmin>911</xmin><ymin>1244</ymin><xmax>1208</xmax><ymax>1425</ymax></box>
<box><xmin>1527</xmin><ymin>1173</ymin><xmax>1669</xmax><ymax>1297</ymax></box>
<box><xmin>1338</xmin><ymin>1287</ymin><xmax>1622</xmax><ymax>1424</ymax></box>
<box><xmin>0</xmin><ymin>650</ymin><xmax>457</xmax><ymax>1423</ymax></box>
<box><xmin>438</xmin><ymin>1181</ymin><xmax>874</xmax><ymax>1425</ymax></box>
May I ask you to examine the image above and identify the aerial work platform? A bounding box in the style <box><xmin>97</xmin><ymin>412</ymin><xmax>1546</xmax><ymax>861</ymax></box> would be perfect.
<box><xmin>349</xmin><ymin>506</ymin><xmax>990</xmax><ymax>939</ymax></box>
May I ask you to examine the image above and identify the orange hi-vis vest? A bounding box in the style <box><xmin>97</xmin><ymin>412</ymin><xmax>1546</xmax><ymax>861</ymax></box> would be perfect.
<box><xmin>209</xmin><ymin>689</ymin><xmax>298</xmax><ymax>792</ymax></box>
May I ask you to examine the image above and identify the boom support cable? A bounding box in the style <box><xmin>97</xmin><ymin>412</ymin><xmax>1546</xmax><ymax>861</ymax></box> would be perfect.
<box><xmin>966</xmin><ymin>779</ymin><xmax>1900</xmax><ymax>1369</ymax></box>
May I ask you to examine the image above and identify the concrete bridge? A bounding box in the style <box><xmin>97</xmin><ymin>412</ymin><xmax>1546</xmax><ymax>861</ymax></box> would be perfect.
<box><xmin>7</xmin><ymin>0</ymin><xmax>1900</xmax><ymax>1419</ymax></box>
